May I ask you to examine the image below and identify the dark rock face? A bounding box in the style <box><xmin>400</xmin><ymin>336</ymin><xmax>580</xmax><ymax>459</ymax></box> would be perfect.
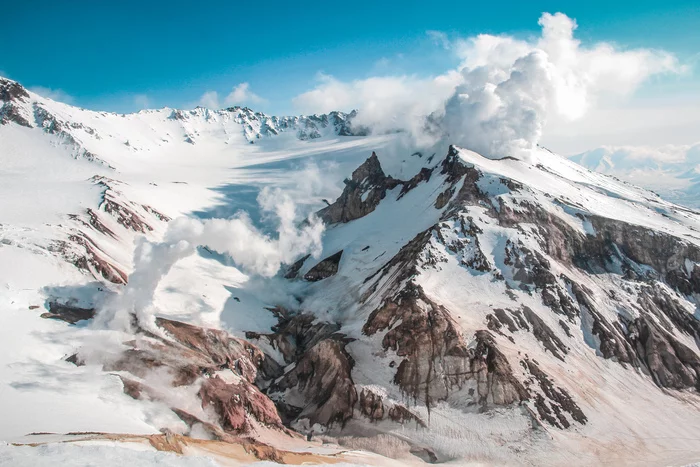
<box><xmin>489</xmin><ymin>194</ymin><xmax>700</xmax><ymax>391</ymax></box>
<box><xmin>487</xmin><ymin>306</ymin><xmax>568</xmax><ymax>361</ymax></box>
<box><xmin>304</xmin><ymin>251</ymin><xmax>343</xmax><ymax>281</ymax></box>
<box><xmin>0</xmin><ymin>78</ymin><xmax>31</xmax><ymax>127</ymax></box>
<box><xmin>246</xmin><ymin>310</ymin><xmax>358</xmax><ymax>427</ymax></box>
<box><xmin>628</xmin><ymin>317</ymin><xmax>700</xmax><ymax>390</ymax></box>
<box><xmin>522</xmin><ymin>359</ymin><xmax>587</xmax><ymax>429</ymax></box>
<box><xmin>503</xmin><ymin>240</ymin><xmax>557</xmax><ymax>291</ymax></box>
<box><xmin>358</xmin><ymin>388</ymin><xmax>385</xmax><ymax>420</ymax></box>
<box><xmin>438</xmin><ymin>146</ymin><xmax>489</xmax><ymax>217</ymax></box>
<box><xmin>284</xmin><ymin>254</ymin><xmax>309</xmax><ymax>279</ymax></box>
<box><xmin>317</xmin><ymin>151</ymin><xmax>439</xmax><ymax>225</ymax></box>
<box><xmin>398</xmin><ymin>167</ymin><xmax>434</xmax><ymax>199</ymax></box>
<box><xmin>363</xmin><ymin>284</ymin><xmax>528</xmax><ymax>409</ymax></box>
<box><xmin>0</xmin><ymin>78</ymin><xmax>30</xmax><ymax>102</ymax></box>
<box><xmin>272</xmin><ymin>336</ymin><xmax>358</xmax><ymax>426</ymax></box>
<box><xmin>39</xmin><ymin>302</ymin><xmax>96</xmax><ymax>324</ymax></box>
<box><xmin>0</xmin><ymin>102</ymin><xmax>31</xmax><ymax>127</ymax></box>
<box><xmin>358</xmin><ymin>387</ymin><xmax>426</xmax><ymax>427</ymax></box>
<box><xmin>63</xmin><ymin>234</ymin><xmax>128</xmax><ymax>284</ymax></box>
<box><xmin>567</xmin><ymin>280</ymin><xmax>638</xmax><ymax>366</ymax></box>
<box><xmin>247</xmin><ymin>310</ymin><xmax>424</xmax><ymax>429</ymax></box>
<box><xmin>318</xmin><ymin>153</ymin><xmax>402</xmax><ymax>224</ymax></box>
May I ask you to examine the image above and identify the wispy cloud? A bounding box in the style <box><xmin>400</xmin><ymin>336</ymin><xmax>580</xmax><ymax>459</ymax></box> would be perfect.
<box><xmin>426</xmin><ymin>30</ymin><xmax>451</xmax><ymax>49</ymax></box>
<box><xmin>28</xmin><ymin>86</ymin><xmax>75</xmax><ymax>104</ymax></box>
<box><xmin>198</xmin><ymin>82</ymin><xmax>266</xmax><ymax>109</ymax></box>
<box><xmin>132</xmin><ymin>94</ymin><xmax>152</xmax><ymax>110</ymax></box>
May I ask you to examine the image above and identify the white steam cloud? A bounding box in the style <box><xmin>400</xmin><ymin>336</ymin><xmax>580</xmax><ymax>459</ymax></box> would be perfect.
<box><xmin>96</xmin><ymin>186</ymin><xmax>324</xmax><ymax>331</ymax></box>
<box><xmin>293</xmin><ymin>12</ymin><xmax>681</xmax><ymax>159</ymax></box>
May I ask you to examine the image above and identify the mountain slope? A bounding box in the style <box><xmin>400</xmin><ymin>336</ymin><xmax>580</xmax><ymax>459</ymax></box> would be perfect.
<box><xmin>2</xmin><ymin>77</ymin><xmax>700</xmax><ymax>466</ymax></box>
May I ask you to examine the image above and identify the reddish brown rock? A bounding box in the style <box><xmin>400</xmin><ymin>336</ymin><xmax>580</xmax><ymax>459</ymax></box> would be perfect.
<box><xmin>200</xmin><ymin>375</ymin><xmax>284</xmax><ymax>433</ymax></box>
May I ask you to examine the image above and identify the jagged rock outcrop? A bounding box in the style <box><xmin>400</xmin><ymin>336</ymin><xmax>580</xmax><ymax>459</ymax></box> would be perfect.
<box><xmin>245</xmin><ymin>310</ymin><xmax>357</xmax><ymax>427</ymax></box>
<box><xmin>628</xmin><ymin>317</ymin><xmax>700</xmax><ymax>390</ymax></box>
<box><xmin>246</xmin><ymin>310</ymin><xmax>424</xmax><ymax>430</ymax></box>
<box><xmin>317</xmin><ymin>151</ymin><xmax>439</xmax><ymax>225</ymax></box>
<box><xmin>521</xmin><ymin>358</ymin><xmax>587</xmax><ymax>429</ymax></box>
<box><xmin>283</xmin><ymin>254</ymin><xmax>310</xmax><ymax>279</ymax></box>
<box><xmin>318</xmin><ymin>152</ymin><xmax>402</xmax><ymax>224</ymax></box>
<box><xmin>40</xmin><ymin>302</ymin><xmax>96</xmax><ymax>324</ymax></box>
<box><xmin>364</xmin><ymin>284</ymin><xmax>529</xmax><ymax>410</ymax></box>
<box><xmin>271</xmin><ymin>336</ymin><xmax>358</xmax><ymax>426</ymax></box>
<box><xmin>0</xmin><ymin>78</ymin><xmax>31</xmax><ymax>127</ymax></box>
<box><xmin>304</xmin><ymin>250</ymin><xmax>343</xmax><ymax>281</ymax></box>
<box><xmin>487</xmin><ymin>306</ymin><xmax>568</xmax><ymax>360</ymax></box>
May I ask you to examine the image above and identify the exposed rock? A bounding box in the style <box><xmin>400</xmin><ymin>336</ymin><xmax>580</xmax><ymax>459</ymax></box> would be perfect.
<box><xmin>568</xmin><ymin>280</ymin><xmax>638</xmax><ymax>366</ymax></box>
<box><xmin>358</xmin><ymin>387</ymin><xmax>426</xmax><ymax>427</ymax></box>
<box><xmin>0</xmin><ymin>79</ymin><xmax>31</xmax><ymax>127</ymax></box>
<box><xmin>246</xmin><ymin>311</ymin><xmax>360</xmax><ymax>427</ymax></box>
<box><xmin>522</xmin><ymin>358</ymin><xmax>587</xmax><ymax>428</ymax></box>
<box><xmin>364</xmin><ymin>284</ymin><xmax>528</xmax><ymax>409</ymax></box>
<box><xmin>398</xmin><ymin>167</ymin><xmax>434</xmax><ymax>199</ymax></box>
<box><xmin>486</xmin><ymin>306</ymin><xmax>568</xmax><ymax>360</ymax></box>
<box><xmin>0</xmin><ymin>102</ymin><xmax>31</xmax><ymax>127</ymax></box>
<box><xmin>504</xmin><ymin>240</ymin><xmax>557</xmax><ymax>290</ymax></box>
<box><xmin>434</xmin><ymin>186</ymin><xmax>455</xmax><ymax>209</ymax></box>
<box><xmin>628</xmin><ymin>317</ymin><xmax>700</xmax><ymax>390</ymax></box>
<box><xmin>63</xmin><ymin>316</ymin><xmax>289</xmax><ymax>436</ymax></box>
<box><xmin>0</xmin><ymin>78</ymin><xmax>30</xmax><ymax>102</ymax></box>
<box><xmin>103</xmin><ymin>198</ymin><xmax>153</xmax><ymax>233</ymax></box>
<box><xmin>304</xmin><ymin>250</ymin><xmax>342</xmax><ymax>281</ymax></box>
<box><xmin>200</xmin><ymin>375</ymin><xmax>284</xmax><ymax>433</ymax></box>
<box><xmin>271</xmin><ymin>336</ymin><xmax>358</xmax><ymax>427</ymax></box>
<box><xmin>66</xmin><ymin>234</ymin><xmax>128</xmax><ymax>284</ymax></box>
<box><xmin>284</xmin><ymin>254</ymin><xmax>309</xmax><ymax>279</ymax></box>
<box><xmin>247</xmin><ymin>311</ymin><xmax>339</xmax><ymax>366</ymax></box>
<box><xmin>521</xmin><ymin>306</ymin><xmax>568</xmax><ymax>361</ymax></box>
<box><xmin>318</xmin><ymin>153</ymin><xmax>401</xmax><ymax>224</ymax></box>
<box><xmin>40</xmin><ymin>302</ymin><xmax>96</xmax><ymax>324</ymax></box>
<box><xmin>358</xmin><ymin>388</ymin><xmax>385</xmax><ymax>420</ymax></box>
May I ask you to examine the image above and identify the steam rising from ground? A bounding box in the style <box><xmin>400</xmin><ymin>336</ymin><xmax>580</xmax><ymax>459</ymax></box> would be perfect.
<box><xmin>96</xmin><ymin>186</ymin><xmax>324</xmax><ymax>331</ymax></box>
<box><xmin>294</xmin><ymin>12</ymin><xmax>681</xmax><ymax>159</ymax></box>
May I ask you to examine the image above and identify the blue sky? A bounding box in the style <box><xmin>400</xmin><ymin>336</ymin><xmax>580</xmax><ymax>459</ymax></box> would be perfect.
<box><xmin>2</xmin><ymin>0</ymin><xmax>699</xmax><ymax>115</ymax></box>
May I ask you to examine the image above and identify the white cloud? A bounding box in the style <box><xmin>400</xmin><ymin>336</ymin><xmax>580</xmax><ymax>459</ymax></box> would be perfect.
<box><xmin>198</xmin><ymin>82</ymin><xmax>266</xmax><ymax>109</ymax></box>
<box><xmin>226</xmin><ymin>82</ymin><xmax>265</xmax><ymax>105</ymax></box>
<box><xmin>541</xmin><ymin>94</ymin><xmax>700</xmax><ymax>154</ymax></box>
<box><xmin>28</xmin><ymin>86</ymin><xmax>75</xmax><ymax>104</ymax></box>
<box><xmin>132</xmin><ymin>94</ymin><xmax>152</xmax><ymax>110</ymax></box>
<box><xmin>293</xmin><ymin>72</ymin><xmax>461</xmax><ymax>144</ymax></box>
<box><xmin>292</xmin><ymin>12</ymin><xmax>682</xmax><ymax>160</ymax></box>
<box><xmin>198</xmin><ymin>90</ymin><xmax>220</xmax><ymax>109</ymax></box>
<box><xmin>427</xmin><ymin>30</ymin><xmax>451</xmax><ymax>50</ymax></box>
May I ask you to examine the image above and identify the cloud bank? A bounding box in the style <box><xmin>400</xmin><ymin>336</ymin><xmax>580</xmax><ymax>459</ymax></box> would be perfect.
<box><xmin>293</xmin><ymin>12</ymin><xmax>681</xmax><ymax>159</ymax></box>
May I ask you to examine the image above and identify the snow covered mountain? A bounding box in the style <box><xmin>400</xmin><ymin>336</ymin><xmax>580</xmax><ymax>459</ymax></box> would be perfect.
<box><xmin>2</xmin><ymin>76</ymin><xmax>700</xmax><ymax>466</ymax></box>
<box><xmin>570</xmin><ymin>144</ymin><xmax>700</xmax><ymax>209</ymax></box>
